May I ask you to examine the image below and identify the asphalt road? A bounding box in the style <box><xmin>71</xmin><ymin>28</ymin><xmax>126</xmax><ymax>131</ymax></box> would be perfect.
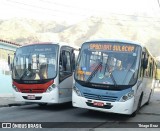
<box><xmin>0</xmin><ymin>88</ymin><xmax>160</xmax><ymax>130</ymax></box>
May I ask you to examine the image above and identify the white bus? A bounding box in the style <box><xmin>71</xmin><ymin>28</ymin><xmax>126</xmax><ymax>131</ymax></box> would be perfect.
<box><xmin>72</xmin><ymin>39</ymin><xmax>157</xmax><ymax>116</ymax></box>
<box><xmin>10</xmin><ymin>42</ymin><xmax>79</xmax><ymax>106</ymax></box>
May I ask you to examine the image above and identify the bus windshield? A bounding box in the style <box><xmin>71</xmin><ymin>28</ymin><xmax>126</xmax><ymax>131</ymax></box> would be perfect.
<box><xmin>75</xmin><ymin>42</ymin><xmax>141</xmax><ymax>87</ymax></box>
<box><xmin>12</xmin><ymin>44</ymin><xmax>58</xmax><ymax>80</ymax></box>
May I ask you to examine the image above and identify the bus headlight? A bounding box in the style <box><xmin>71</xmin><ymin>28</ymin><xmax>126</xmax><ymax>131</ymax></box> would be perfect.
<box><xmin>120</xmin><ymin>90</ymin><xmax>134</xmax><ymax>102</ymax></box>
<box><xmin>46</xmin><ymin>84</ymin><xmax>56</xmax><ymax>92</ymax></box>
<box><xmin>12</xmin><ymin>84</ymin><xmax>19</xmax><ymax>92</ymax></box>
<box><xmin>73</xmin><ymin>86</ymin><xmax>81</xmax><ymax>96</ymax></box>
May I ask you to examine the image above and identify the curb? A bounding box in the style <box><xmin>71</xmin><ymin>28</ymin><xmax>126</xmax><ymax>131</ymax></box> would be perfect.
<box><xmin>0</xmin><ymin>103</ymin><xmax>27</xmax><ymax>108</ymax></box>
<box><xmin>8</xmin><ymin>103</ymin><xmax>28</xmax><ymax>107</ymax></box>
<box><xmin>0</xmin><ymin>105</ymin><xmax>9</xmax><ymax>108</ymax></box>
<box><xmin>0</xmin><ymin>103</ymin><xmax>30</xmax><ymax>108</ymax></box>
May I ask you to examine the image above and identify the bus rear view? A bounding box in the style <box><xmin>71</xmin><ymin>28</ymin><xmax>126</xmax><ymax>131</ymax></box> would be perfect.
<box><xmin>72</xmin><ymin>39</ymin><xmax>155</xmax><ymax>116</ymax></box>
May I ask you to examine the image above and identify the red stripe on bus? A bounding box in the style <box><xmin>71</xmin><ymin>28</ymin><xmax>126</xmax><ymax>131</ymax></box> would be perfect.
<box><xmin>13</xmin><ymin>80</ymin><xmax>54</xmax><ymax>93</ymax></box>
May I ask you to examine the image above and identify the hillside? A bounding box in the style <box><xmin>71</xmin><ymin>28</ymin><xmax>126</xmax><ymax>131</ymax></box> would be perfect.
<box><xmin>0</xmin><ymin>18</ymin><xmax>69</xmax><ymax>44</ymax></box>
<box><xmin>0</xmin><ymin>15</ymin><xmax>160</xmax><ymax>56</ymax></box>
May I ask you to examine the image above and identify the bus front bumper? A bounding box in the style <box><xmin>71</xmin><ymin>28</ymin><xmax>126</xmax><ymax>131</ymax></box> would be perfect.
<box><xmin>13</xmin><ymin>90</ymin><xmax>59</xmax><ymax>104</ymax></box>
<box><xmin>72</xmin><ymin>91</ymin><xmax>135</xmax><ymax>115</ymax></box>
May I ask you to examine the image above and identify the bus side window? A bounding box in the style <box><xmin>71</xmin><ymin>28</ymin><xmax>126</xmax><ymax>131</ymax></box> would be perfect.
<box><xmin>71</xmin><ymin>49</ymin><xmax>75</xmax><ymax>71</ymax></box>
<box><xmin>139</xmin><ymin>56</ymin><xmax>144</xmax><ymax>78</ymax></box>
<box><xmin>142</xmin><ymin>52</ymin><xmax>149</xmax><ymax>77</ymax></box>
<box><xmin>59</xmin><ymin>51</ymin><xmax>67</xmax><ymax>71</ymax></box>
<box><xmin>62</xmin><ymin>51</ymin><xmax>67</xmax><ymax>71</ymax></box>
<box><xmin>59</xmin><ymin>50</ymin><xmax>72</xmax><ymax>83</ymax></box>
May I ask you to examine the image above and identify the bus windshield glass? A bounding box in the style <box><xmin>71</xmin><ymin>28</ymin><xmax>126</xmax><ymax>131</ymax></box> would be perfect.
<box><xmin>12</xmin><ymin>44</ymin><xmax>58</xmax><ymax>80</ymax></box>
<box><xmin>75</xmin><ymin>42</ymin><xmax>141</xmax><ymax>86</ymax></box>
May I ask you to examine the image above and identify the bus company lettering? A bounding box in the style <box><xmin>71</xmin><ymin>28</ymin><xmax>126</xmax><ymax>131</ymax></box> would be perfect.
<box><xmin>113</xmin><ymin>45</ymin><xmax>134</xmax><ymax>52</ymax></box>
<box><xmin>89</xmin><ymin>44</ymin><xmax>112</xmax><ymax>50</ymax></box>
<box><xmin>89</xmin><ymin>44</ymin><xmax>135</xmax><ymax>52</ymax></box>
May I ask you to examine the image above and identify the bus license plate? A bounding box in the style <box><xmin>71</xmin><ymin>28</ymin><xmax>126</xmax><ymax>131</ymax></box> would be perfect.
<box><xmin>93</xmin><ymin>102</ymin><xmax>104</xmax><ymax>107</ymax></box>
<box><xmin>27</xmin><ymin>95</ymin><xmax>35</xmax><ymax>100</ymax></box>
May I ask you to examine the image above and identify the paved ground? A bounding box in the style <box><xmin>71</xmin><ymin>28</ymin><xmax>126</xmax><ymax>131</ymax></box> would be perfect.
<box><xmin>0</xmin><ymin>94</ymin><xmax>25</xmax><ymax>107</ymax></box>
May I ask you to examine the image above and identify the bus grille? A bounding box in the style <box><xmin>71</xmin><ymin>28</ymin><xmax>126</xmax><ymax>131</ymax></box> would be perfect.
<box><xmin>20</xmin><ymin>89</ymin><xmax>45</xmax><ymax>93</ymax></box>
<box><xmin>83</xmin><ymin>93</ymin><xmax>118</xmax><ymax>102</ymax></box>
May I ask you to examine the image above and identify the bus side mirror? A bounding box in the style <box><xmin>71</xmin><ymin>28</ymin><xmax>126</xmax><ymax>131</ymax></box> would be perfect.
<box><xmin>8</xmin><ymin>54</ymin><xmax>13</xmax><ymax>71</ymax></box>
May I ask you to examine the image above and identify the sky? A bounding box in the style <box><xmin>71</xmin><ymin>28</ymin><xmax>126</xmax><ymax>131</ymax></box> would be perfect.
<box><xmin>0</xmin><ymin>0</ymin><xmax>160</xmax><ymax>24</ymax></box>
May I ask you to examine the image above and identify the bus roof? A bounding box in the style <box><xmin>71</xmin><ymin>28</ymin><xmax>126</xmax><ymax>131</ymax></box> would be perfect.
<box><xmin>19</xmin><ymin>42</ymin><xmax>79</xmax><ymax>49</ymax></box>
<box><xmin>21</xmin><ymin>42</ymin><xmax>66</xmax><ymax>46</ymax></box>
<box><xmin>84</xmin><ymin>39</ymin><xmax>143</xmax><ymax>47</ymax></box>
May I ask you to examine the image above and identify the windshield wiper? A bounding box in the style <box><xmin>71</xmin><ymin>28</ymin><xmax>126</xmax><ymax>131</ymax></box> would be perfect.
<box><xmin>104</xmin><ymin>61</ymin><xmax>117</xmax><ymax>86</ymax></box>
<box><xmin>86</xmin><ymin>62</ymin><xmax>102</xmax><ymax>83</ymax></box>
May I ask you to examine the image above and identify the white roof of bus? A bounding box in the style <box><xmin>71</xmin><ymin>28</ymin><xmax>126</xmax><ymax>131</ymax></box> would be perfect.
<box><xmin>21</xmin><ymin>42</ymin><xmax>79</xmax><ymax>49</ymax></box>
<box><xmin>85</xmin><ymin>39</ymin><xmax>143</xmax><ymax>47</ymax></box>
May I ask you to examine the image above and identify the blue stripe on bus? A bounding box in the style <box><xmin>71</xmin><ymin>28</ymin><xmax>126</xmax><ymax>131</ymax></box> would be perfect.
<box><xmin>75</xmin><ymin>82</ymin><xmax>132</xmax><ymax>102</ymax></box>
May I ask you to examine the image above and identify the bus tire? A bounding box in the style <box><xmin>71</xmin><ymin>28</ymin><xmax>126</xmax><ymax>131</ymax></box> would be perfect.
<box><xmin>146</xmin><ymin>91</ymin><xmax>152</xmax><ymax>105</ymax></box>
<box><xmin>38</xmin><ymin>103</ymin><xmax>47</xmax><ymax>107</ymax></box>
<box><xmin>130</xmin><ymin>95</ymin><xmax>142</xmax><ymax>117</ymax></box>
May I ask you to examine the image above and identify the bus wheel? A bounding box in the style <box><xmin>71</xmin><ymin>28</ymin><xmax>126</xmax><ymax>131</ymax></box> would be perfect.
<box><xmin>38</xmin><ymin>103</ymin><xmax>47</xmax><ymax>107</ymax></box>
<box><xmin>130</xmin><ymin>95</ymin><xmax>142</xmax><ymax>117</ymax></box>
<box><xmin>146</xmin><ymin>91</ymin><xmax>152</xmax><ymax>105</ymax></box>
<box><xmin>130</xmin><ymin>110</ymin><xmax>137</xmax><ymax>117</ymax></box>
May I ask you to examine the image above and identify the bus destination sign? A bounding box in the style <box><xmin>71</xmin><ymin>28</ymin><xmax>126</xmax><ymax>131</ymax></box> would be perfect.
<box><xmin>89</xmin><ymin>43</ymin><xmax>135</xmax><ymax>52</ymax></box>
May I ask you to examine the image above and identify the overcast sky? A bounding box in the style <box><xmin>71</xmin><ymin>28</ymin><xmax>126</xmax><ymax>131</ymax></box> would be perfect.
<box><xmin>0</xmin><ymin>0</ymin><xmax>160</xmax><ymax>24</ymax></box>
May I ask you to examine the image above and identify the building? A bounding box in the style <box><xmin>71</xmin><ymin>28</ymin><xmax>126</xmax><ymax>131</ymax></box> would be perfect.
<box><xmin>0</xmin><ymin>39</ymin><xmax>20</xmax><ymax>95</ymax></box>
<box><xmin>0</xmin><ymin>39</ymin><xmax>20</xmax><ymax>71</ymax></box>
